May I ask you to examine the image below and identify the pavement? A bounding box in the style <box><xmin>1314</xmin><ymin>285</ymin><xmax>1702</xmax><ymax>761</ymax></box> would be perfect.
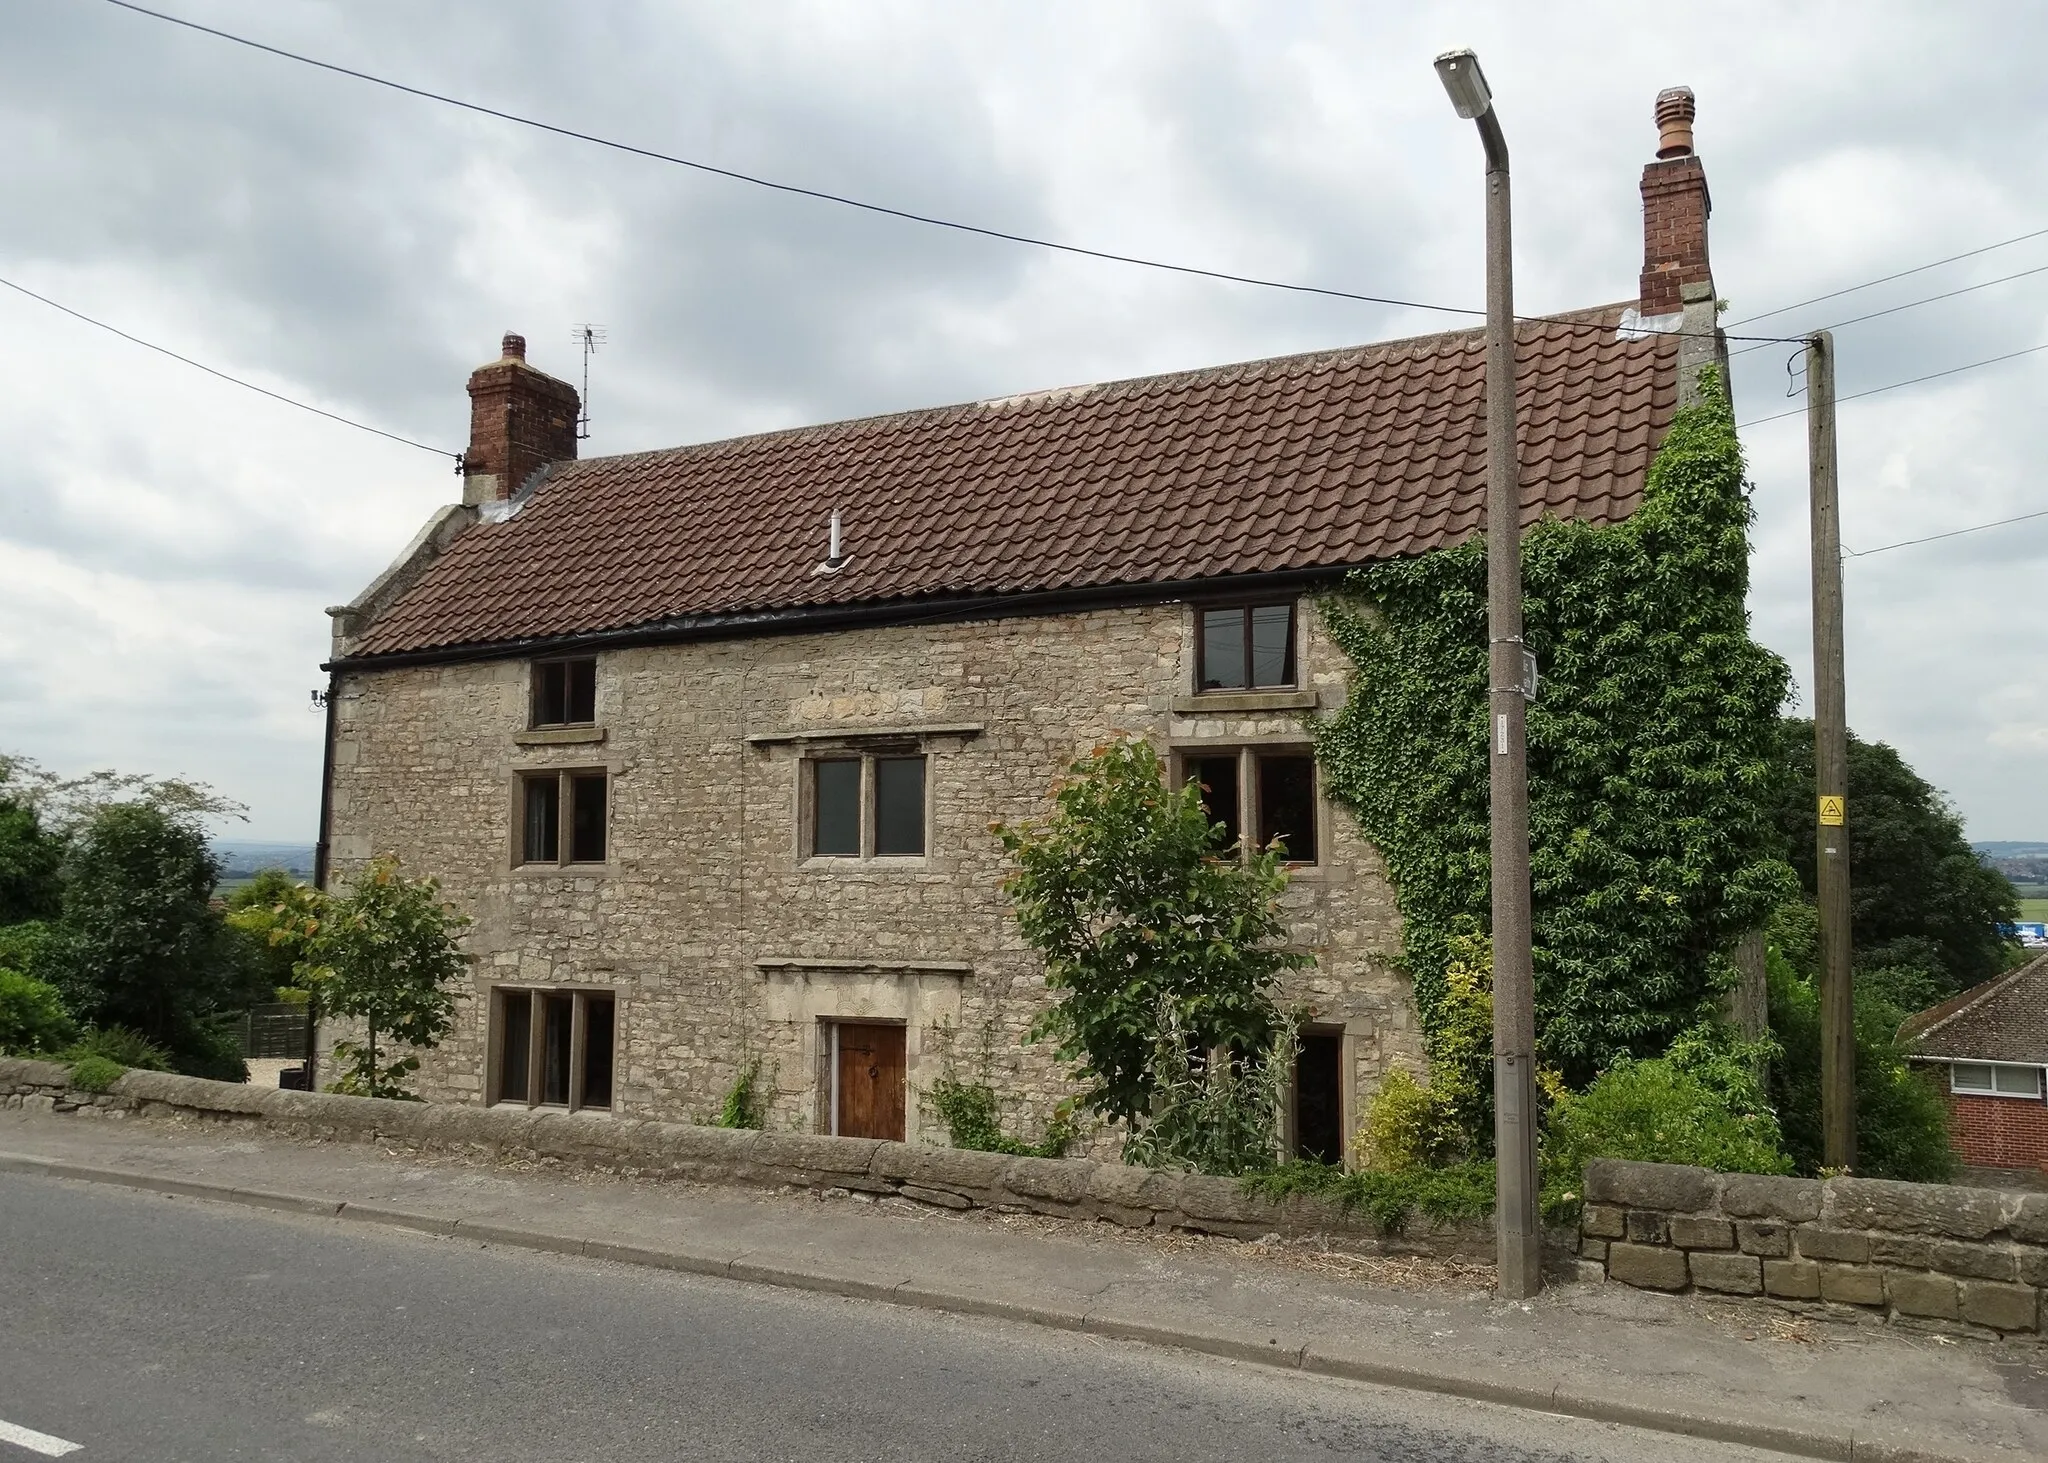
<box><xmin>2</xmin><ymin>1107</ymin><xmax>2045</xmax><ymax>1463</ymax></box>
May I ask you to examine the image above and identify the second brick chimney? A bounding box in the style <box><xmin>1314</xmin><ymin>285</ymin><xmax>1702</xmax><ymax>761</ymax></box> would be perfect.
<box><xmin>1637</xmin><ymin>87</ymin><xmax>1712</xmax><ymax>321</ymax></box>
<box><xmin>462</xmin><ymin>333</ymin><xmax>580</xmax><ymax>507</ymax></box>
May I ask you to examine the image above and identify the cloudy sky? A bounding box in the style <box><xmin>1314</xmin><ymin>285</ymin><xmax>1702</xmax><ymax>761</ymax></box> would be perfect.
<box><xmin>2</xmin><ymin>0</ymin><xmax>2045</xmax><ymax>842</ymax></box>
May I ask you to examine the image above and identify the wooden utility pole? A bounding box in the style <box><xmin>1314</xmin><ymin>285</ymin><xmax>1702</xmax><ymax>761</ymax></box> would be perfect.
<box><xmin>1807</xmin><ymin>331</ymin><xmax>1855</xmax><ymax>1169</ymax></box>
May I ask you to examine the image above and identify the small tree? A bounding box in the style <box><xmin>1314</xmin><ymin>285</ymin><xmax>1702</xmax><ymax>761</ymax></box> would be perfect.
<box><xmin>304</xmin><ymin>857</ymin><xmax>467</xmax><ymax>1099</ymax></box>
<box><xmin>40</xmin><ymin>801</ymin><xmax>253</xmax><ymax>1078</ymax></box>
<box><xmin>996</xmin><ymin>740</ymin><xmax>1308</xmax><ymax>1173</ymax></box>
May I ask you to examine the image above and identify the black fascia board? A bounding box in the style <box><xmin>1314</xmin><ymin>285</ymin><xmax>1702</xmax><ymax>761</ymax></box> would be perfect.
<box><xmin>322</xmin><ymin>565</ymin><xmax>1358</xmax><ymax>674</ymax></box>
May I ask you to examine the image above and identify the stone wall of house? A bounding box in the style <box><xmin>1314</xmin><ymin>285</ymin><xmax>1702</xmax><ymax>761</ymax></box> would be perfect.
<box><xmin>324</xmin><ymin>596</ymin><xmax>1417</xmax><ymax>1150</ymax></box>
<box><xmin>1581</xmin><ymin>1158</ymin><xmax>2048</xmax><ymax>1335</ymax></box>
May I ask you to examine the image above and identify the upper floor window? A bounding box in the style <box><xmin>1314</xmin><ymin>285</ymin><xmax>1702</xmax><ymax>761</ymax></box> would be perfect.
<box><xmin>1197</xmin><ymin>604</ymin><xmax>1296</xmax><ymax>691</ymax></box>
<box><xmin>809</xmin><ymin>753</ymin><xmax>927</xmax><ymax>859</ymax></box>
<box><xmin>531</xmin><ymin>657</ymin><xmax>597</xmax><ymax>727</ymax></box>
<box><xmin>1183</xmin><ymin>747</ymin><xmax>1318</xmax><ymax>865</ymax></box>
<box><xmin>521</xmin><ymin>769</ymin><xmax>608</xmax><ymax>865</ymax></box>
<box><xmin>1952</xmin><ymin>1061</ymin><xmax>2043</xmax><ymax>1099</ymax></box>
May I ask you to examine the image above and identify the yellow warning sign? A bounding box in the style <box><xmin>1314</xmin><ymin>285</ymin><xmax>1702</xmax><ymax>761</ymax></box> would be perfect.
<box><xmin>1818</xmin><ymin>795</ymin><xmax>1846</xmax><ymax>826</ymax></box>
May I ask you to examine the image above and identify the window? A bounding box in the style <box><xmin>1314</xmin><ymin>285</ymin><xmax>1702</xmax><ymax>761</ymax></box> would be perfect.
<box><xmin>1951</xmin><ymin>1061</ymin><xmax>2044</xmax><ymax>1099</ymax></box>
<box><xmin>491</xmin><ymin>986</ymin><xmax>615</xmax><ymax>1111</ymax></box>
<box><xmin>531</xmin><ymin>657</ymin><xmax>597</xmax><ymax>727</ymax></box>
<box><xmin>806</xmin><ymin>753</ymin><xmax>927</xmax><ymax>859</ymax></box>
<box><xmin>519</xmin><ymin>769</ymin><xmax>608</xmax><ymax>865</ymax></box>
<box><xmin>1293</xmin><ymin>1028</ymin><xmax>1345</xmax><ymax>1164</ymax></box>
<box><xmin>1197</xmin><ymin>604</ymin><xmax>1296</xmax><ymax>691</ymax></box>
<box><xmin>1184</xmin><ymin>748</ymin><xmax>1318</xmax><ymax>864</ymax></box>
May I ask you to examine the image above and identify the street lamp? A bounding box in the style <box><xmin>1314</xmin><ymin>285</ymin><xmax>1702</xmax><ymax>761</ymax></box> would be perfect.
<box><xmin>1434</xmin><ymin>47</ymin><xmax>1541</xmax><ymax>1299</ymax></box>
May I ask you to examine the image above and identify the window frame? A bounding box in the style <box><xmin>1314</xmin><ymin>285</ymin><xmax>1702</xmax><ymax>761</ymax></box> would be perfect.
<box><xmin>515</xmin><ymin>767</ymin><xmax>611</xmax><ymax>869</ymax></box>
<box><xmin>529</xmin><ymin>656</ymin><xmax>598</xmax><ymax>729</ymax></box>
<box><xmin>1950</xmin><ymin>1060</ymin><xmax>2045</xmax><ymax>1099</ymax></box>
<box><xmin>486</xmin><ymin>984</ymin><xmax>618</xmax><ymax>1113</ymax></box>
<box><xmin>802</xmin><ymin>749</ymin><xmax>929</xmax><ymax>862</ymax></box>
<box><xmin>1176</xmin><ymin>744</ymin><xmax>1321</xmax><ymax>867</ymax></box>
<box><xmin>1194</xmin><ymin>601</ymin><xmax>1299</xmax><ymax>693</ymax></box>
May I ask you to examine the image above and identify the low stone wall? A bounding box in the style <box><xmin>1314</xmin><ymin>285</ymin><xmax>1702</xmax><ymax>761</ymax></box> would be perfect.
<box><xmin>0</xmin><ymin>1056</ymin><xmax>1490</xmax><ymax>1258</ymax></box>
<box><xmin>1582</xmin><ymin>1158</ymin><xmax>2048</xmax><ymax>1335</ymax></box>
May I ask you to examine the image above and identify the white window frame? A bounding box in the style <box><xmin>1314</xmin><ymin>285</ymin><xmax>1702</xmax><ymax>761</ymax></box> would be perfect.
<box><xmin>1950</xmin><ymin>1060</ymin><xmax>2045</xmax><ymax>1100</ymax></box>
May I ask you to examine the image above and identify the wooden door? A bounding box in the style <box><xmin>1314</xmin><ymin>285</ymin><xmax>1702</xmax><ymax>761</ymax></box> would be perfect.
<box><xmin>835</xmin><ymin>1022</ymin><xmax>906</xmax><ymax>1141</ymax></box>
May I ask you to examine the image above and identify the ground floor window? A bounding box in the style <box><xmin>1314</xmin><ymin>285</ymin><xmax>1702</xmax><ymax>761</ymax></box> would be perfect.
<box><xmin>490</xmin><ymin>986</ymin><xmax>615</xmax><ymax>1111</ymax></box>
<box><xmin>820</xmin><ymin>1019</ymin><xmax>906</xmax><ymax>1141</ymax></box>
<box><xmin>1292</xmin><ymin>1027</ymin><xmax>1345</xmax><ymax>1164</ymax></box>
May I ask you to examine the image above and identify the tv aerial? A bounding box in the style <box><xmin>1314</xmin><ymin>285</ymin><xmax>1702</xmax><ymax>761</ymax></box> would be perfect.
<box><xmin>571</xmin><ymin>324</ymin><xmax>606</xmax><ymax>441</ymax></box>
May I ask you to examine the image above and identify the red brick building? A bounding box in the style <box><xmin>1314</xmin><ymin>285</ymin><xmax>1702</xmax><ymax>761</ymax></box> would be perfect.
<box><xmin>1903</xmin><ymin>956</ymin><xmax>2048</xmax><ymax>1173</ymax></box>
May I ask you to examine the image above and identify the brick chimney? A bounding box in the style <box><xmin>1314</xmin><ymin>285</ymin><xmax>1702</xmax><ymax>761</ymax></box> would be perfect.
<box><xmin>461</xmin><ymin>333</ymin><xmax>580</xmax><ymax>506</ymax></box>
<box><xmin>1637</xmin><ymin>87</ymin><xmax>1712</xmax><ymax>321</ymax></box>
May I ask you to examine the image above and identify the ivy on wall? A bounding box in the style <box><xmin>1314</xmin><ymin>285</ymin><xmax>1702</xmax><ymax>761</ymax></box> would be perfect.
<box><xmin>1316</xmin><ymin>373</ymin><xmax>1795</xmax><ymax>1089</ymax></box>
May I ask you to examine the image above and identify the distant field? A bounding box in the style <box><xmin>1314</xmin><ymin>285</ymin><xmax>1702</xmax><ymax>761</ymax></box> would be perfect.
<box><xmin>2022</xmin><ymin>899</ymin><xmax>2048</xmax><ymax>922</ymax></box>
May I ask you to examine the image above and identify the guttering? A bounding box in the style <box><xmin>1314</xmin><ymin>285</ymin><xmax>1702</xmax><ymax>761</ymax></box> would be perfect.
<box><xmin>321</xmin><ymin>564</ymin><xmax>1356</xmax><ymax>674</ymax></box>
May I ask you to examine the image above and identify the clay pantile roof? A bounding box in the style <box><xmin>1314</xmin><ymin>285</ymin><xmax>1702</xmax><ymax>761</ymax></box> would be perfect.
<box><xmin>1903</xmin><ymin>955</ymin><xmax>2048</xmax><ymax>1065</ymax></box>
<box><xmin>353</xmin><ymin>305</ymin><xmax>1677</xmax><ymax>659</ymax></box>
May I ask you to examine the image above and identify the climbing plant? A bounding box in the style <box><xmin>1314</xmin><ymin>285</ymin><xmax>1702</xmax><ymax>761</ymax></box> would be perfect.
<box><xmin>1316</xmin><ymin>372</ymin><xmax>1795</xmax><ymax>1101</ymax></box>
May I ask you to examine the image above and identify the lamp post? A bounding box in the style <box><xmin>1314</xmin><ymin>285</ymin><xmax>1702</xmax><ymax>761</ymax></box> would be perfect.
<box><xmin>1435</xmin><ymin>47</ymin><xmax>1541</xmax><ymax>1299</ymax></box>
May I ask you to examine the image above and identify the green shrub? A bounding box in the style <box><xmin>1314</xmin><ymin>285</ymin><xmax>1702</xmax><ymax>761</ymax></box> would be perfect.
<box><xmin>1766</xmin><ymin>946</ymin><xmax>1956</xmax><ymax>1181</ymax></box>
<box><xmin>1242</xmin><ymin>1158</ymin><xmax>1497</xmax><ymax>1232</ymax></box>
<box><xmin>0</xmin><ymin>920</ymin><xmax>52</xmax><ymax>980</ymax></box>
<box><xmin>0</xmin><ymin>966</ymin><xmax>77</xmax><ymax>1054</ymax></box>
<box><xmin>927</xmin><ymin>1076</ymin><xmax>1077</xmax><ymax>1157</ymax></box>
<box><xmin>173</xmin><ymin>1020</ymin><xmax>250</xmax><ymax>1084</ymax></box>
<box><xmin>1353</xmin><ymin>935</ymin><xmax>1499</xmax><ymax>1167</ymax></box>
<box><xmin>66</xmin><ymin>1054</ymin><xmax>125</xmax><ymax>1094</ymax></box>
<box><xmin>60</xmin><ymin>1025</ymin><xmax>172</xmax><ymax>1072</ymax></box>
<box><xmin>715</xmin><ymin>1057</ymin><xmax>768</xmax><ymax>1130</ymax></box>
<box><xmin>1543</xmin><ymin>1038</ymin><xmax>1793</xmax><ymax>1205</ymax></box>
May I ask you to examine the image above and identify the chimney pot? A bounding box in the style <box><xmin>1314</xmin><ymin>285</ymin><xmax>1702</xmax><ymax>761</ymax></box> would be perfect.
<box><xmin>502</xmin><ymin>332</ymin><xmax>527</xmax><ymax>361</ymax></box>
<box><xmin>1655</xmin><ymin>86</ymin><xmax>1696</xmax><ymax>159</ymax></box>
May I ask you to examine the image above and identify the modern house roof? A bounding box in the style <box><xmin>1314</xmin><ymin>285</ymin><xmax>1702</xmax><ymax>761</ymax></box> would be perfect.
<box><xmin>347</xmin><ymin>307</ymin><xmax>1679</xmax><ymax>661</ymax></box>
<box><xmin>1902</xmin><ymin>954</ymin><xmax>2048</xmax><ymax>1065</ymax></box>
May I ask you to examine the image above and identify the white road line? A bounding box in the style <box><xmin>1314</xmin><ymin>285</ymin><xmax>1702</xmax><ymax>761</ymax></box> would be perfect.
<box><xmin>0</xmin><ymin>1419</ymin><xmax>82</xmax><ymax>1457</ymax></box>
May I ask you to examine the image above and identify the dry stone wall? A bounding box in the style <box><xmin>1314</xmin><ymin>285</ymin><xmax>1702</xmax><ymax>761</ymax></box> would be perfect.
<box><xmin>325</xmin><ymin>596</ymin><xmax>1416</xmax><ymax>1150</ymax></box>
<box><xmin>1581</xmin><ymin>1158</ymin><xmax>2048</xmax><ymax>1335</ymax></box>
<box><xmin>0</xmin><ymin>1058</ymin><xmax>1486</xmax><ymax>1257</ymax></box>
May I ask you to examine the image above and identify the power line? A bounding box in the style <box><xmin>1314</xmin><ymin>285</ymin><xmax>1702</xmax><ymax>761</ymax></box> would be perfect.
<box><xmin>1847</xmin><ymin>506</ymin><xmax>2048</xmax><ymax>559</ymax></box>
<box><xmin>1726</xmin><ymin>224</ymin><xmax>2048</xmax><ymax>328</ymax></box>
<box><xmin>1736</xmin><ymin>338</ymin><xmax>2048</xmax><ymax>428</ymax></box>
<box><xmin>0</xmin><ymin>274</ymin><xmax>459</xmax><ymax>460</ymax></box>
<box><xmin>1731</xmin><ymin>259</ymin><xmax>2048</xmax><ymax>357</ymax></box>
<box><xmin>103</xmin><ymin>0</ymin><xmax>1801</xmax><ymax>346</ymax></box>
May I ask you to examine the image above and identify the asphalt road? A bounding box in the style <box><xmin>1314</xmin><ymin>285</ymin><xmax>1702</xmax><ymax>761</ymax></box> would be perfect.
<box><xmin>0</xmin><ymin>1173</ymin><xmax>1784</xmax><ymax>1463</ymax></box>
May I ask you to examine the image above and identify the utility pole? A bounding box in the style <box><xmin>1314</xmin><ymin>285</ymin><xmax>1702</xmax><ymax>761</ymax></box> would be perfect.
<box><xmin>1436</xmin><ymin>47</ymin><xmax>1541</xmax><ymax>1298</ymax></box>
<box><xmin>1807</xmin><ymin>330</ymin><xmax>1856</xmax><ymax>1170</ymax></box>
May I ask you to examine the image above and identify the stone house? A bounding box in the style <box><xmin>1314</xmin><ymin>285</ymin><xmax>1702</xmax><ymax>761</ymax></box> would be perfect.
<box><xmin>317</xmin><ymin>88</ymin><xmax>1726</xmax><ymax>1156</ymax></box>
<box><xmin>1903</xmin><ymin>955</ymin><xmax>2048</xmax><ymax>1174</ymax></box>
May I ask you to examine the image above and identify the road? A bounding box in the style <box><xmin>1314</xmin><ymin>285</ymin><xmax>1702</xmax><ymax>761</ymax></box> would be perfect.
<box><xmin>0</xmin><ymin>1173</ymin><xmax>1785</xmax><ymax>1462</ymax></box>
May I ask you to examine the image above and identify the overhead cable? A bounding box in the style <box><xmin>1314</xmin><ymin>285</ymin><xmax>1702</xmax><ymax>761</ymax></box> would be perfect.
<box><xmin>0</xmin><ymin>273</ymin><xmax>460</xmax><ymax>460</ymax></box>
<box><xmin>1735</xmin><ymin>339</ymin><xmax>2048</xmax><ymax>429</ymax></box>
<box><xmin>102</xmin><ymin>0</ymin><xmax>1803</xmax><ymax>345</ymax></box>
<box><xmin>1847</xmin><ymin>506</ymin><xmax>2048</xmax><ymax>559</ymax></box>
<box><xmin>1726</xmin><ymin>224</ymin><xmax>2048</xmax><ymax>328</ymax></box>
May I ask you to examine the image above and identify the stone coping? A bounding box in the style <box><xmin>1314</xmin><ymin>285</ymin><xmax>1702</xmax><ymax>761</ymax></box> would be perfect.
<box><xmin>1581</xmin><ymin>1157</ymin><xmax>2048</xmax><ymax>1337</ymax></box>
<box><xmin>0</xmin><ymin>1057</ymin><xmax>1491</xmax><ymax>1258</ymax></box>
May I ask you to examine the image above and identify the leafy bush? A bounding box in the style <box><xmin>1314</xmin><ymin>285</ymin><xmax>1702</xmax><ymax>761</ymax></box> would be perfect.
<box><xmin>997</xmin><ymin>740</ymin><xmax>1306</xmax><ymax>1143</ymax></box>
<box><xmin>1354</xmin><ymin>935</ymin><xmax>1500</xmax><ymax>1167</ymax></box>
<box><xmin>0</xmin><ymin>966</ymin><xmax>76</xmax><ymax>1054</ymax></box>
<box><xmin>1543</xmin><ymin>1031</ymin><xmax>1794</xmax><ymax>1204</ymax></box>
<box><xmin>175</xmin><ymin>1021</ymin><xmax>250</xmax><ymax>1084</ymax></box>
<box><xmin>1766</xmin><ymin>945</ymin><xmax>1956</xmax><ymax>1181</ymax></box>
<box><xmin>66</xmin><ymin>1054</ymin><xmax>125</xmax><ymax>1094</ymax></box>
<box><xmin>1120</xmin><ymin>1014</ymin><xmax>1292</xmax><ymax>1176</ymax></box>
<box><xmin>0</xmin><ymin>920</ymin><xmax>52</xmax><ymax>981</ymax></box>
<box><xmin>715</xmin><ymin>1058</ymin><xmax>769</xmax><ymax>1130</ymax></box>
<box><xmin>927</xmin><ymin>1076</ymin><xmax>1076</xmax><ymax>1157</ymax></box>
<box><xmin>1243</xmin><ymin>1158</ymin><xmax>1497</xmax><ymax>1232</ymax></box>
<box><xmin>60</xmin><ymin>1025</ymin><xmax>172</xmax><ymax>1071</ymax></box>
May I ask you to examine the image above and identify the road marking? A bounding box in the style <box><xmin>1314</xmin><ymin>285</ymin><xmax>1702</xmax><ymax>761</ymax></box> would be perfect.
<box><xmin>0</xmin><ymin>1419</ymin><xmax>82</xmax><ymax>1457</ymax></box>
